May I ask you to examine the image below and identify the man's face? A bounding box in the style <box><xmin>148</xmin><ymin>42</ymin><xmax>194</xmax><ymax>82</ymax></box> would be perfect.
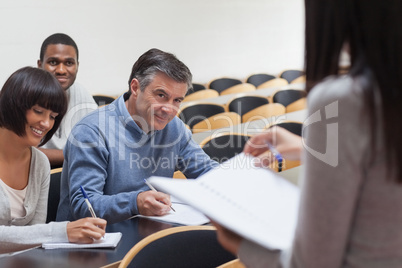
<box><xmin>127</xmin><ymin>72</ymin><xmax>187</xmax><ymax>132</ymax></box>
<box><xmin>37</xmin><ymin>44</ymin><xmax>78</xmax><ymax>91</ymax></box>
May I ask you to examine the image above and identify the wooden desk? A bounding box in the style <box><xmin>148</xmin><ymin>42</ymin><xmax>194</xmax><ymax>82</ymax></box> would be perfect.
<box><xmin>0</xmin><ymin>218</ymin><xmax>178</xmax><ymax>268</ymax></box>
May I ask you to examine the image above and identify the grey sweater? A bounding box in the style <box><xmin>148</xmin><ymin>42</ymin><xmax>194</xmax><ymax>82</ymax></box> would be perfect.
<box><xmin>239</xmin><ymin>75</ymin><xmax>402</xmax><ymax>268</ymax></box>
<box><xmin>0</xmin><ymin>147</ymin><xmax>68</xmax><ymax>249</ymax></box>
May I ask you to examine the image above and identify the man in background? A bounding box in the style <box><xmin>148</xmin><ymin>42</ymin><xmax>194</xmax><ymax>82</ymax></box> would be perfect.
<box><xmin>37</xmin><ymin>33</ymin><xmax>98</xmax><ymax>167</ymax></box>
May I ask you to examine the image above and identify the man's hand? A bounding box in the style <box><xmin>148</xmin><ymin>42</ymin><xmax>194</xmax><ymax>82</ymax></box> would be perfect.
<box><xmin>137</xmin><ymin>191</ymin><xmax>172</xmax><ymax>216</ymax></box>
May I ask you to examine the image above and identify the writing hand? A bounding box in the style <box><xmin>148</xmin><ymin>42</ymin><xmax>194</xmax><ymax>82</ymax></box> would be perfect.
<box><xmin>137</xmin><ymin>190</ymin><xmax>172</xmax><ymax>216</ymax></box>
<box><xmin>67</xmin><ymin>217</ymin><xmax>107</xmax><ymax>243</ymax></box>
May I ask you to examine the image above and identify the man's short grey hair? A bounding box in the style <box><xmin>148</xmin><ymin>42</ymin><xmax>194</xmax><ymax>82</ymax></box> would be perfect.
<box><xmin>127</xmin><ymin>48</ymin><xmax>193</xmax><ymax>95</ymax></box>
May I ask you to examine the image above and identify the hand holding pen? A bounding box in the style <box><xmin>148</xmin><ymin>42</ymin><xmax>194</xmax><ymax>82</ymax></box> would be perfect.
<box><xmin>266</xmin><ymin>142</ymin><xmax>283</xmax><ymax>172</ymax></box>
<box><xmin>72</xmin><ymin>186</ymin><xmax>106</xmax><ymax>241</ymax></box>
<box><xmin>144</xmin><ymin>179</ymin><xmax>176</xmax><ymax>212</ymax></box>
<box><xmin>243</xmin><ymin>126</ymin><xmax>303</xmax><ymax>168</ymax></box>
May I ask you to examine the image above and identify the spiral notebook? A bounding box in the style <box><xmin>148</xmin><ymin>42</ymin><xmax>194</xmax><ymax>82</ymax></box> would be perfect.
<box><xmin>42</xmin><ymin>232</ymin><xmax>122</xmax><ymax>249</ymax></box>
<box><xmin>148</xmin><ymin>153</ymin><xmax>300</xmax><ymax>250</ymax></box>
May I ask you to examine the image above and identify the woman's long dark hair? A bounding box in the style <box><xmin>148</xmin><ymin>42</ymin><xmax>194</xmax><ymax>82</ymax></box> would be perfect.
<box><xmin>304</xmin><ymin>0</ymin><xmax>402</xmax><ymax>182</ymax></box>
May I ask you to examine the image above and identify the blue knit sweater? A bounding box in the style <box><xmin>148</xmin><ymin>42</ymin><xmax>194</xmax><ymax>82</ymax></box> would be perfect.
<box><xmin>56</xmin><ymin>94</ymin><xmax>218</xmax><ymax>224</ymax></box>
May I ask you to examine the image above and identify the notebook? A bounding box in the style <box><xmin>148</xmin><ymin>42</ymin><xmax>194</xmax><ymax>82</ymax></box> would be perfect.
<box><xmin>130</xmin><ymin>198</ymin><xmax>210</xmax><ymax>226</ymax></box>
<box><xmin>42</xmin><ymin>232</ymin><xmax>122</xmax><ymax>249</ymax></box>
<box><xmin>148</xmin><ymin>153</ymin><xmax>300</xmax><ymax>250</ymax></box>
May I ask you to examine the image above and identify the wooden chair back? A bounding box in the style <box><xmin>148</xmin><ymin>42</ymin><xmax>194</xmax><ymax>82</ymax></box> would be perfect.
<box><xmin>242</xmin><ymin>103</ymin><xmax>286</xmax><ymax>122</ymax></box>
<box><xmin>183</xmin><ymin>89</ymin><xmax>219</xmax><ymax>102</ymax></box>
<box><xmin>220</xmin><ymin>83</ymin><xmax>256</xmax><ymax>96</ymax></box>
<box><xmin>246</xmin><ymin>73</ymin><xmax>276</xmax><ymax>87</ymax></box>
<box><xmin>257</xmin><ymin>78</ymin><xmax>288</xmax><ymax>89</ymax></box>
<box><xmin>118</xmin><ymin>226</ymin><xmax>235</xmax><ymax>268</ymax></box>
<box><xmin>46</xmin><ymin>167</ymin><xmax>62</xmax><ymax>223</ymax></box>
<box><xmin>286</xmin><ymin>97</ymin><xmax>307</xmax><ymax>113</ymax></box>
<box><xmin>192</xmin><ymin>112</ymin><xmax>241</xmax><ymax>133</ymax></box>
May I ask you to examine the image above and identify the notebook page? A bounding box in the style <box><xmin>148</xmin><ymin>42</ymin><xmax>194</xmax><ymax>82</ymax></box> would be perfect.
<box><xmin>42</xmin><ymin>232</ymin><xmax>122</xmax><ymax>249</ymax></box>
<box><xmin>149</xmin><ymin>153</ymin><xmax>300</xmax><ymax>250</ymax></box>
<box><xmin>130</xmin><ymin>202</ymin><xmax>210</xmax><ymax>226</ymax></box>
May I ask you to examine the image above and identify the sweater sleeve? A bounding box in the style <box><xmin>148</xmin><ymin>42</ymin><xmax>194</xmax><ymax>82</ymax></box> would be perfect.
<box><xmin>29</xmin><ymin>171</ymin><xmax>50</xmax><ymax>225</ymax></box>
<box><xmin>63</xmin><ymin>124</ymin><xmax>139</xmax><ymax>224</ymax></box>
<box><xmin>0</xmin><ymin>221</ymin><xmax>69</xmax><ymax>249</ymax></box>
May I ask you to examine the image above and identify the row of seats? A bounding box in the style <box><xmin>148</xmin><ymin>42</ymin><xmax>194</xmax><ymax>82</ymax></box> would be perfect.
<box><xmin>199</xmin><ymin>121</ymin><xmax>302</xmax><ymax>165</ymax></box>
<box><xmin>173</xmin><ymin>120</ymin><xmax>303</xmax><ymax>180</ymax></box>
<box><xmin>91</xmin><ymin>88</ymin><xmax>306</xmax><ymax>132</ymax></box>
<box><xmin>184</xmin><ymin>69</ymin><xmax>305</xmax><ymax>101</ymax></box>
<box><xmin>91</xmin><ymin>69</ymin><xmax>305</xmax><ymax>105</ymax></box>
<box><xmin>178</xmin><ymin>89</ymin><xmax>307</xmax><ymax>132</ymax></box>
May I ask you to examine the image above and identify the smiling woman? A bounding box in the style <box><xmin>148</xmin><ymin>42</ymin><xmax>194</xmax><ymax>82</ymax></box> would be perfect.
<box><xmin>0</xmin><ymin>67</ymin><xmax>107</xmax><ymax>251</ymax></box>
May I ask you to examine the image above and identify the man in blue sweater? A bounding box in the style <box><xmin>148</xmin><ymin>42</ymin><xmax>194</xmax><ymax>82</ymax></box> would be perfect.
<box><xmin>56</xmin><ymin>48</ymin><xmax>218</xmax><ymax>224</ymax></box>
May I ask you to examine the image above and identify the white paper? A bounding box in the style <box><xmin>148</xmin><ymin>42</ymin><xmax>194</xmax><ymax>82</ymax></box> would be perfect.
<box><xmin>131</xmin><ymin>202</ymin><xmax>210</xmax><ymax>226</ymax></box>
<box><xmin>42</xmin><ymin>232</ymin><xmax>122</xmax><ymax>249</ymax></box>
<box><xmin>149</xmin><ymin>153</ymin><xmax>300</xmax><ymax>250</ymax></box>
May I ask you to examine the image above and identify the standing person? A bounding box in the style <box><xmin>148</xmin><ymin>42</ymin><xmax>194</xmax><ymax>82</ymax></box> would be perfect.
<box><xmin>0</xmin><ymin>67</ymin><xmax>106</xmax><ymax>249</ymax></box>
<box><xmin>37</xmin><ymin>33</ymin><xmax>98</xmax><ymax>167</ymax></box>
<box><xmin>213</xmin><ymin>0</ymin><xmax>402</xmax><ymax>267</ymax></box>
<box><xmin>56</xmin><ymin>48</ymin><xmax>218</xmax><ymax>224</ymax></box>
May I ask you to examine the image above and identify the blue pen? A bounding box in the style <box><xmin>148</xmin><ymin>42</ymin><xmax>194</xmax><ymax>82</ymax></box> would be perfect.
<box><xmin>266</xmin><ymin>142</ymin><xmax>283</xmax><ymax>172</ymax></box>
<box><xmin>80</xmin><ymin>185</ymin><xmax>97</xmax><ymax>218</ymax></box>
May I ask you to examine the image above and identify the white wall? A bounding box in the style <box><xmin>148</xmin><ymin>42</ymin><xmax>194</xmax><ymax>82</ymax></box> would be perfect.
<box><xmin>0</xmin><ymin>0</ymin><xmax>304</xmax><ymax>96</ymax></box>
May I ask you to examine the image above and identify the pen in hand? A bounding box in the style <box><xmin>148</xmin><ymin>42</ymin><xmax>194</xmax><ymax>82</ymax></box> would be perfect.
<box><xmin>80</xmin><ymin>185</ymin><xmax>105</xmax><ymax>239</ymax></box>
<box><xmin>266</xmin><ymin>142</ymin><xmax>283</xmax><ymax>172</ymax></box>
<box><xmin>80</xmin><ymin>185</ymin><xmax>97</xmax><ymax>218</ymax></box>
<box><xmin>143</xmin><ymin>179</ymin><xmax>176</xmax><ymax>212</ymax></box>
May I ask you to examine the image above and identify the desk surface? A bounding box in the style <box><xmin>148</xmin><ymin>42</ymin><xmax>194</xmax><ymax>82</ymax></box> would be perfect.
<box><xmin>0</xmin><ymin>166</ymin><xmax>302</xmax><ymax>268</ymax></box>
<box><xmin>0</xmin><ymin>217</ymin><xmax>177</xmax><ymax>268</ymax></box>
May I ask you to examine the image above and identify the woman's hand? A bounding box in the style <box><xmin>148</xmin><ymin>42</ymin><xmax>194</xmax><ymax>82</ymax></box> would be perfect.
<box><xmin>66</xmin><ymin>217</ymin><xmax>107</xmax><ymax>243</ymax></box>
<box><xmin>211</xmin><ymin>221</ymin><xmax>242</xmax><ymax>255</ymax></box>
<box><xmin>243</xmin><ymin>126</ymin><xmax>303</xmax><ymax>168</ymax></box>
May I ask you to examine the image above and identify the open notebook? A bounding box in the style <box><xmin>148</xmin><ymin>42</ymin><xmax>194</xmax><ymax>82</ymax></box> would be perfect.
<box><xmin>130</xmin><ymin>198</ymin><xmax>210</xmax><ymax>226</ymax></box>
<box><xmin>148</xmin><ymin>153</ymin><xmax>300</xmax><ymax>250</ymax></box>
<box><xmin>42</xmin><ymin>232</ymin><xmax>122</xmax><ymax>249</ymax></box>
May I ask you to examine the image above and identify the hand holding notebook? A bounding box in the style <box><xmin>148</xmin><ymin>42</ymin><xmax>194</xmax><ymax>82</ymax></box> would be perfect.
<box><xmin>148</xmin><ymin>153</ymin><xmax>300</xmax><ymax>251</ymax></box>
